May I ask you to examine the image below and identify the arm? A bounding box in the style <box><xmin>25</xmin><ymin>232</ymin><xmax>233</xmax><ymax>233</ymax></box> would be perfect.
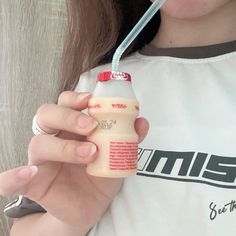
<box><xmin>10</xmin><ymin>213</ymin><xmax>88</xmax><ymax>236</ymax></box>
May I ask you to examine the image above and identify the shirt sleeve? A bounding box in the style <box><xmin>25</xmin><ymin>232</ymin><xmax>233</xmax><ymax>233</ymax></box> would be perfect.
<box><xmin>74</xmin><ymin>71</ymin><xmax>97</xmax><ymax>93</ymax></box>
<box><xmin>4</xmin><ymin>195</ymin><xmax>46</xmax><ymax>218</ymax></box>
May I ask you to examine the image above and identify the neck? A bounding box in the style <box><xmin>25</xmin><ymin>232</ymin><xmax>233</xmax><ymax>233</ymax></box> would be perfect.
<box><xmin>152</xmin><ymin>2</ymin><xmax>236</xmax><ymax>48</ymax></box>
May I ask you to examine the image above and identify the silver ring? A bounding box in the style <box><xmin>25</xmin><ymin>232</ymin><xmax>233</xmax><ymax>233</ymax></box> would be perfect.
<box><xmin>32</xmin><ymin>115</ymin><xmax>59</xmax><ymax>136</ymax></box>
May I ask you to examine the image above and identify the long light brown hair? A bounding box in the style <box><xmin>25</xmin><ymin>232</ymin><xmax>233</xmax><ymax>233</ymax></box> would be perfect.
<box><xmin>61</xmin><ymin>0</ymin><xmax>161</xmax><ymax>91</ymax></box>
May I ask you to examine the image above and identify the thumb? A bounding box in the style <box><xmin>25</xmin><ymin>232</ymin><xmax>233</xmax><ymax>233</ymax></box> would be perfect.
<box><xmin>0</xmin><ymin>166</ymin><xmax>38</xmax><ymax>197</ymax></box>
<box><xmin>135</xmin><ymin>117</ymin><xmax>149</xmax><ymax>143</ymax></box>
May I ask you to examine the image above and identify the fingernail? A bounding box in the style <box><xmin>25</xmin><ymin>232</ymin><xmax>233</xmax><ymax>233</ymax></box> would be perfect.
<box><xmin>78</xmin><ymin>114</ymin><xmax>98</xmax><ymax>129</ymax></box>
<box><xmin>17</xmin><ymin>166</ymin><xmax>38</xmax><ymax>179</ymax></box>
<box><xmin>78</xmin><ymin>93</ymin><xmax>91</xmax><ymax>102</ymax></box>
<box><xmin>77</xmin><ymin>144</ymin><xmax>97</xmax><ymax>158</ymax></box>
<box><xmin>30</xmin><ymin>166</ymin><xmax>38</xmax><ymax>177</ymax></box>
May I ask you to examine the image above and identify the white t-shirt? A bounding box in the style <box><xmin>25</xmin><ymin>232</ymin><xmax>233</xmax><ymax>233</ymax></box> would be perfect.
<box><xmin>4</xmin><ymin>41</ymin><xmax>236</xmax><ymax>236</ymax></box>
<box><xmin>75</xmin><ymin>41</ymin><xmax>236</xmax><ymax>236</ymax></box>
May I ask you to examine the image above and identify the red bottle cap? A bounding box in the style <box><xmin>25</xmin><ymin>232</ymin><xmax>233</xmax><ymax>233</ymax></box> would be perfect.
<box><xmin>97</xmin><ymin>71</ymin><xmax>131</xmax><ymax>82</ymax></box>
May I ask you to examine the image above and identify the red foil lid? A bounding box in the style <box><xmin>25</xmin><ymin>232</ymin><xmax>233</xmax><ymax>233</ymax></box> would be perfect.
<box><xmin>97</xmin><ymin>71</ymin><xmax>131</xmax><ymax>82</ymax></box>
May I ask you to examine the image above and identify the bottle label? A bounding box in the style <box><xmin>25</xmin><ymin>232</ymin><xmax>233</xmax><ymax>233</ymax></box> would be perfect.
<box><xmin>110</xmin><ymin>72</ymin><xmax>131</xmax><ymax>81</ymax></box>
<box><xmin>88</xmin><ymin>98</ymin><xmax>139</xmax><ymax>113</ymax></box>
<box><xmin>109</xmin><ymin>141</ymin><xmax>138</xmax><ymax>170</ymax></box>
<box><xmin>97</xmin><ymin>71</ymin><xmax>131</xmax><ymax>82</ymax></box>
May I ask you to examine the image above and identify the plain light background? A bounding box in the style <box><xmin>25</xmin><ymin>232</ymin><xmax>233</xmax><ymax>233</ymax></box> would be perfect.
<box><xmin>0</xmin><ymin>1</ymin><xmax>67</xmax><ymax>235</ymax></box>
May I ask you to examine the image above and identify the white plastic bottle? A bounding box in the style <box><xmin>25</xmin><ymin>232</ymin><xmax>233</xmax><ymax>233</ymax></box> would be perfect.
<box><xmin>87</xmin><ymin>71</ymin><xmax>139</xmax><ymax>177</ymax></box>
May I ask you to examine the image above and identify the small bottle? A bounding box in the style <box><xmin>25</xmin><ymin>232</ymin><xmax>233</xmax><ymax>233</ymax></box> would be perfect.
<box><xmin>87</xmin><ymin>71</ymin><xmax>139</xmax><ymax>177</ymax></box>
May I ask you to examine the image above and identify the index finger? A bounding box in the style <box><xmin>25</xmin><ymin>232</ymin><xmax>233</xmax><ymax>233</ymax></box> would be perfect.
<box><xmin>58</xmin><ymin>91</ymin><xmax>91</xmax><ymax>110</ymax></box>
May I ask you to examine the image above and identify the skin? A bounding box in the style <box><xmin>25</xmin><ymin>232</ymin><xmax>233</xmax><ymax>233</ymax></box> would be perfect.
<box><xmin>1</xmin><ymin>0</ymin><xmax>236</xmax><ymax>235</ymax></box>
<box><xmin>151</xmin><ymin>0</ymin><xmax>236</xmax><ymax>47</ymax></box>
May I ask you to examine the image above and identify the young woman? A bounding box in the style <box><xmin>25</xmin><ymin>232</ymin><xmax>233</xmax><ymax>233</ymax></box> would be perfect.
<box><xmin>1</xmin><ymin>0</ymin><xmax>236</xmax><ymax>235</ymax></box>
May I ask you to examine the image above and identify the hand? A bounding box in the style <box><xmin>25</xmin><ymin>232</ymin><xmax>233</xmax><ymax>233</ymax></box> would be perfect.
<box><xmin>0</xmin><ymin>91</ymin><xmax>149</xmax><ymax>233</ymax></box>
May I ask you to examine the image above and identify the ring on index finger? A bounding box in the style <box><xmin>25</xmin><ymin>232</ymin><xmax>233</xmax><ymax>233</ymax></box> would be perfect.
<box><xmin>32</xmin><ymin>115</ymin><xmax>60</xmax><ymax>136</ymax></box>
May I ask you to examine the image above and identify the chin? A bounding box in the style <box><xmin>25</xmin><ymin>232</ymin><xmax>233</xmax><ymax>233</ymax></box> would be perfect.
<box><xmin>159</xmin><ymin>0</ymin><xmax>232</xmax><ymax>20</ymax></box>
